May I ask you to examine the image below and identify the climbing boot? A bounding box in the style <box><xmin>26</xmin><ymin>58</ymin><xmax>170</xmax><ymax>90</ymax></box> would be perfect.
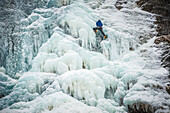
<box><xmin>104</xmin><ymin>35</ymin><xmax>107</xmax><ymax>39</ymax></box>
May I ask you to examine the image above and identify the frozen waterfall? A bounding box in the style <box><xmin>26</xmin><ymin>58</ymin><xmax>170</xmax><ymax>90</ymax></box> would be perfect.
<box><xmin>0</xmin><ymin>0</ymin><xmax>169</xmax><ymax>113</ymax></box>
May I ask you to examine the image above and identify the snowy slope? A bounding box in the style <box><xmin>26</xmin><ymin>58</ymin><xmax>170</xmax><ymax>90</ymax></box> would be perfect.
<box><xmin>0</xmin><ymin>0</ymin><xmax>169</xmax><ymax>113</ymax></box>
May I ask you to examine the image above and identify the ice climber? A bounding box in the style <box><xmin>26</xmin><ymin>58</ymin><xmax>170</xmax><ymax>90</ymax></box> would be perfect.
<box><xmin>93</xmin><ymin>19</ymin><xmax>107</xmax><ymax>39</ymax></box>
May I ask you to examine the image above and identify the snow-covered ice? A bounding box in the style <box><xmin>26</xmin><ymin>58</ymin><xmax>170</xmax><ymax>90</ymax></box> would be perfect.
<box><xmin>0</xmin><ymin>92</ymin><xmax>103</xmax><ymax>113</ymax></box>
<box><xmin>0</xmin><ymin>0</ymin><xmax>169</xmax><ymax>113</ymax></box>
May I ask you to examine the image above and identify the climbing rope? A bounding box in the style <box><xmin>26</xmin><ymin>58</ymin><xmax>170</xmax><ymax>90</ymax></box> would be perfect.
<box><xmin>102</xmin><ymin>44</ymin><xmax>130</xmax><ymax>113</ymax></box>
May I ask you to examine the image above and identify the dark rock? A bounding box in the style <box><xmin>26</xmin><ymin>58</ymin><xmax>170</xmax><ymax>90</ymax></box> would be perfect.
<box><xmin>115</xmin><ymin>0</ymin><xmax>157</xmax><ymax>45</ymax></box>
<box><xmin>154</xmin><ymin>35</ymin><xmax>170</xmax><ymax>71</ymax></box>
<box><xmin>166</xmin><ymin>83</ymin><xmax>170</xmax><ymax>94</ymax></box>
<box><xmin>154</xmin><ymin>35</ymin><xmax>170</xmax><ymax>44</ymax></box>
<box><xmin>128</xmin><ymin>102</ymin><xmax>155</xmax><ymax>113</ymax></box>
<box><xmin>136</xmin><ymin>0</ymin><xmax>170</xmax><ymax>36</ymax></box>
<box><xmin>115</xmin><ymin>0</ymin><xmax>127</xmax><ymax>10</ymax></box>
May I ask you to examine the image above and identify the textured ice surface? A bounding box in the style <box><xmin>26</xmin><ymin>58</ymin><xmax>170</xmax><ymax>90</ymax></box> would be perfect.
<box><xmin>0</xmin><ymin>70</ymin><xmax>16</xmax><ymax>99</ymax></box>
<box><xmin>57</xmin><ymin>69</ymin><xmax>105</xmax><ymax>103</ymax></box>
<box><xmin>0</xmin><ymin>72</ymin><xmax>57</xmax><ymax>110</ymax></box>
<box><xmin>0</xmin><ymin>92</ymin><xmax>103</xmax><ymax>113</ymax></box>
<box><xmin>96</xmin><ymin>98</ymin><xmax>127</xmax><ymax>113</ymax></box>
<box><xmin>0</xmin><ymin>0</ymin><xmax>169</xmax><ymax>113</ymax></box>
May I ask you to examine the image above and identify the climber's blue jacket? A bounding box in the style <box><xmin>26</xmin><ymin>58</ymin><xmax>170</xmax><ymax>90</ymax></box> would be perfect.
<box><xmin>96</xmin><ymin>20</ymin><xmax>103</xmax><ymax>27</ymax></box>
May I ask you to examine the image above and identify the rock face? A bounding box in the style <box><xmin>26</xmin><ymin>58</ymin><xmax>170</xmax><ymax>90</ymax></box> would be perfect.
<box><xmin>135</xmin><ymin>1</ymin><xmax>170</xmax><ymax>113</ymax></box>
<box><xmin>136</xmin><ymin>0</ymin><xmax>170</xmax><ymax>36</ymax></box>
<box><xmin>154</xmin><ymin>35</ymin><xmax>170</xmax><ymax>44</ymax></box>
<box><xmin>115</xmin><ymin>0</ymin><xmax>170</xmax><ymax>36</ymax></box>
<box><xmin>154</xmin><ymin>35</ymin><xmax>170</xmax><ymax>71</ymax></box>
<box><xmin>115</xmin><ymin>0</ymin><xmax>157</xmax><ymax>45</ymax></box>
<box><xmin>136</xmin><ymin>0</ymin><xmax>170</xmax><ymax>71</ymax></box>
<box><xmin>128</xmin><ymin>102</ymin><xmax>155</xmax><ymax>113</ymax></box>
<box><xmin>115</xmin><ymin>1</ymin><xmax>170</xmax><ymax>113</ymax></box>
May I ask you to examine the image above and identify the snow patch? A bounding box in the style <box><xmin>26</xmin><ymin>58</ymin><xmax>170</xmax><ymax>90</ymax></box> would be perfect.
<box><xmin>0</xmin><ymin>92</ymin><xmax>103</xmax><ymax>113</ymax></box>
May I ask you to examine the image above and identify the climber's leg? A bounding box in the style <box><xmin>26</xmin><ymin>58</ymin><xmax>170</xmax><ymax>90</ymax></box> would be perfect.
<box><xmin>98</xmin><ymin>28</ymin><xmax>106</xmax><ymax>37</ymax></box>
<box><xmin>93</xmin><ymin>27</ymin><xmax>98</xmax><ymax>33</ymax></box>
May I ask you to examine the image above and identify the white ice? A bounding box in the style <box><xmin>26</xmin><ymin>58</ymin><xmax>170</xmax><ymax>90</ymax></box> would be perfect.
<box><xmin>0</xmin><ymin>92</ymin><xmax>103</xmax><ymax>113</ymax></box>
<box><xmin>1</xmin><ymin>0</ymin><xmax>169</xmax><ymax>113</ymax></box>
